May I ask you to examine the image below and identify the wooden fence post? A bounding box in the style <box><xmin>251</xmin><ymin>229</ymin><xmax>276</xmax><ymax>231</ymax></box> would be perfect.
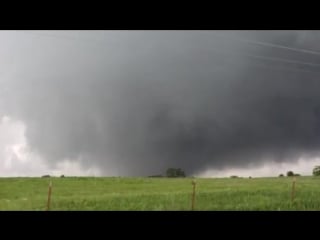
<box><xmin>191</xmin><ymin>180</ymin><xmax>196</xmax><ymax>211</ymax></box>
<box><xmin>46</xmin><ymin>181</ymin><xmax>52</xmax><ymax>211</ymax></box>
<box><xmin>291</xmin><ymin>177</ymin><xmax>296</xmax><ymax>203</ymax></box>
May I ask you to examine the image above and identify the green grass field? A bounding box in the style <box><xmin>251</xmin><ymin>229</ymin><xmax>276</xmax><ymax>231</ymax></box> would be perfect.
<box><xmin>1</xmin><ymin>176</ymin><xmax>320</xmax><ymax>210</ymax></box>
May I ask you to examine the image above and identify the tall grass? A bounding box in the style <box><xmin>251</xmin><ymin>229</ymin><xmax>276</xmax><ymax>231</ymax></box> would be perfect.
<box><xmin>0</xmin><ymin>176</ymin><xmax>320</xmax><ymax>210</ymax></box>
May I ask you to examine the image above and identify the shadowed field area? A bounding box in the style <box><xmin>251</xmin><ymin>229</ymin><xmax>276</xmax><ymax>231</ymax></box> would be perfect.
<box><xmin>1</xmin><ymin>176</ymin><xmax>320</xmax><ymax>210</ymax></box>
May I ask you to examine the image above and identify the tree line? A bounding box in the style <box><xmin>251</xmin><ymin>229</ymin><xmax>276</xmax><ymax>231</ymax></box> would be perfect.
<box><xmin>149</xmin><ymin>168</ymin><xmax>186</xmax><ymax>178</ymax></box>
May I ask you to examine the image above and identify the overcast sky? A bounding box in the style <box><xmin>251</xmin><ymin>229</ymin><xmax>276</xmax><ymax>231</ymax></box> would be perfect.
<box><xmin>1</xmin><ymin>30</ymin><xmax>320</xmax><ymax>177</ymax></box>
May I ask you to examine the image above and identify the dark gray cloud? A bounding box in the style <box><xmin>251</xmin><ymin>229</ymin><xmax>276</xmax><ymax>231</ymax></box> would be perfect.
<box><xmin>2</xmin><ymin>30</ymin><xmax>320</xmax><ymax>176</ymax></box>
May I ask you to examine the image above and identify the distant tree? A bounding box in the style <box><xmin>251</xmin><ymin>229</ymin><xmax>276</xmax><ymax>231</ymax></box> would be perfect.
<box><xmin>166</xmin><ymin>168</ymin><xmax>186</xmax><ymax>178</ymax></box>
<box><xmin>313</xmin><ymin>166</ymin><xmax>320</xmax><ymax>176</ymax></box>
<box><xmin>249</xmin><ymin>176</ymin><xmax>252</xmax><ymax>179</ymax></box>
<box><xmin>41</xmin><ymin>175</ymin><xmax>50</xmax><ymax>178</ymax></box>
<box><xmin>287</xmin><ymin>171</ymin><xmax>294</xmax><ymax>177</ymax></box>
<box><xmin>60</xmin><ymin>175</ymin><xmax>65</xmax><ymax>178</ymax></box>
<box><xmin>279</xmin><ymin>174</ymin><xmax>284</xmax><ymax>177</ymax></box>
<box><xmin>294</xmin><ymin>173</ymin><xmax>301</xmax><ymax>177</ymax></box>
<box><xmin>230</xmin><ymin>175</ymin><xmax>238</xmax><ymax>178</ymax></box>
<box><xmin>177</xmin><ymin>168</ymin><xmax>186</xmax><ymax>177</ymax></box>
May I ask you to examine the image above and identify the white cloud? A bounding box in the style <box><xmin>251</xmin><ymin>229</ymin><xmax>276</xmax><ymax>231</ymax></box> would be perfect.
<box><xmin>0</xmin><ymin>116</ymin><xmax>101</xmax><ymax>177</ymax></box>
<box><xmin>52</xmin><ymin>159</ymin><xmax>101</xmax><ymax>177</ymax></box>
<box><xmin>197</xmin><ymin>158</ymin><xmax>320</xmax><ymax>178</ymax></box>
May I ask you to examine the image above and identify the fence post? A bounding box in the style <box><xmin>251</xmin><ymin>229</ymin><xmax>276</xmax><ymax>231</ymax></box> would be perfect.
<box><xmin>191</xmin><ymin>180</ymin><xmax>196</xmax><ymax>211</ymax></box>
<box><xmin>46</xmin><ymin>181</ymin><xmax>52</xmax><ymax>211</ymax></box>
<box><xmin>291</xmin><ymin>177</ymin><xmax>296</xmax><ymax>203</ymax></box>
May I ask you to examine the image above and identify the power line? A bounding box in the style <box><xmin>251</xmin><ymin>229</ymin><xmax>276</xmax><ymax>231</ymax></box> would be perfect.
<box><xmin>204</xmin><ymin>41</ymin><xmax>320</xmax><ymax>69</ymax></box>
<box><xmin>15</xmin><ymin>30</ymin><xmax>320</xmax><ymax>74</ymax></box>
<box><xmin>206</xmin><ymin>46</ymin><xmax>320</xmax><ymax>75</ymax></box>
<box><xmin>214</xmin><ymin>54</ymin><xmax>320</xmax><ymax>75</ymax></box>
<box><xmin>233</xmin><ymin>59</ymin><xmax>320</xmax><ymax>75</ymax></box>
<box><xmin>235</xmin><ymin>51</ymin><xmax>320</xmax><ymax>68</ymax></box>
<box><xmin>19</xmin><ymin>31</ymin><xmax>320</xmax><ymax>67</ymax></box>
<box><xmin>212</xmin><ymin>31</ymin><xmax>320</xmax><ymax>56</ymax></box>
<box><xmin>20</xmin><ymin>30</ymin><xmax>320</xmax><ymax>59</ymax></box>
<box><xmin>234</xmin><ymin>34</ymin><xmax>320</xmax><ymax>56</ymax></box>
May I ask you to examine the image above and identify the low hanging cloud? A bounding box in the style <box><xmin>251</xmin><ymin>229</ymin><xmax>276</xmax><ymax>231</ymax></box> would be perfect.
<box><xmin>0</xmin><ymin>116</ymin><xmax>101</xmax><ymax>177</ymax></box>
<box><xmin>1</xmin><ymin>30</ymin><xmax>320</xmax><ymax>176</ymax></box>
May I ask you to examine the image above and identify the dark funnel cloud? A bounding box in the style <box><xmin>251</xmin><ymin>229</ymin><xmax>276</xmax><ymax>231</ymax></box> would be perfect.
<box><xmin>1</xmin><ymin>30</ymin><xmax>320</xmax><ymax>176</ymax></box>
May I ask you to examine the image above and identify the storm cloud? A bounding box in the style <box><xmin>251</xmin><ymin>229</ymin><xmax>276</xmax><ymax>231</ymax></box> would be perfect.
<box><xmin>1</xmin><ymin>30</ymin><xmax>320</xmax><ymax>176</ymax></box>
